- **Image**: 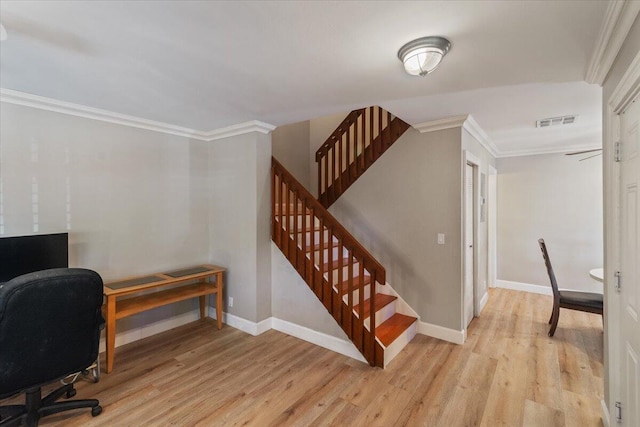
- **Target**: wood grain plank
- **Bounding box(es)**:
[7,289,604,427]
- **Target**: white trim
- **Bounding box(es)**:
[487,164,498,289]
[463,115,499,158]
[601,399,610,427]
[495,143,602,159]
[603,48,640,427]
[478,291,489,314]
[463,150,481,328]
[208,310,367,363]
[377,281,419,318]
[98,310,200,353]
[417,321,465,345]
[610,51,640,114]
[208,309,272,336]
[0,88,275,141]
[585,0,640,84]
[496,279,552,296]
[270,318,367,363]
[413,115,468,133]
[203,120,275,140]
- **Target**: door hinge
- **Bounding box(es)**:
[615,271,622,292]
[614,141,622,162]
[615,401,622,423]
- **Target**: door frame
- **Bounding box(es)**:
[487,164,498,289]
[604,50,640,424]
[463,150,481,331]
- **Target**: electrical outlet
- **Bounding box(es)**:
[437,233,445,244]
[228,297,234,307]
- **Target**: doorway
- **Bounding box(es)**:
[463,151,480,329]
[604,51,640,425]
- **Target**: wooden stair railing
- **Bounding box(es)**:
[272,157,385,367]
[316,106,411,208]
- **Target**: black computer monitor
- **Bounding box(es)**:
[0,233,69,283]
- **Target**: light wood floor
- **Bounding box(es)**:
[2,288,604,426]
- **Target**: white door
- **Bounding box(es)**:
[464,162,475,327]
[620,94,640,426]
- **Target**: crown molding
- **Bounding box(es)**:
[202,120,276,141]
[414,114,501,158]
[494,142,602,159]
[609,50,640,113]
[0,88,275,141]
[462,115,500,158]
[585,0,640,85]
[413,115,468,133]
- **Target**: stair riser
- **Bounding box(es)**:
[381,321,417,368]
[363,300,396,329]
[277,215,318,230]
[296,230,332,246]
[339,284,371,305]
[309,247,343,260]
[325,268,369,283]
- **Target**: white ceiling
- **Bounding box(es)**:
[0,1,607,156]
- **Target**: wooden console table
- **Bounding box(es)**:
[103,264,225,373]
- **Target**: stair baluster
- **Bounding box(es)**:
[315,106,410,208]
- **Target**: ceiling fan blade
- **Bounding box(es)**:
[565,148,602,156]
[578,153,602,161]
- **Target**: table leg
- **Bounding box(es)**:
[199,295,206,320]
[216,272,223,330]
[105,295,116,374]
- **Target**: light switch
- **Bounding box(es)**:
[438,233,445,244]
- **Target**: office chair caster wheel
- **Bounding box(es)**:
[92,406,102,417]
[66,388,77,398]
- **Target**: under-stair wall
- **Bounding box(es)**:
[271,157,418,367]
[327,126,467,334]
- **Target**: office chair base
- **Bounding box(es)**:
[0,383,101,427]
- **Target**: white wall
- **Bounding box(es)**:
[0,101,211,335]
[497,153,603,293]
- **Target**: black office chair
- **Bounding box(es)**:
[0,268,105,426]
[538,239,603,337]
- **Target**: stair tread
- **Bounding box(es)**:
[293,226,323,233]
[322,257,355,271]
[306,240,339,252]
[376,313,417,347]
[354,293,397,317]
[338,275,371,294]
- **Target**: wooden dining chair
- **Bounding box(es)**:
[538,238,603,337]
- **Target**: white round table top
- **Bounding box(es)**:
[589,268,604,282]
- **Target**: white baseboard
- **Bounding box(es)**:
[496,279,552,296]
[601,399,610,427]
[417,321,465,345]
[479,291,489,314]
[208,308,272,336]
[99,310,200,353]
[271,318,367,363]
[98,307,368,364]
[210,307,366,363]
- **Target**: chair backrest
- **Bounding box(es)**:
[0,268,104,397]
[538,238,560,298]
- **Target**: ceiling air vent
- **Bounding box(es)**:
[536,115,577,128]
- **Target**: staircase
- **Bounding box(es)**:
[272,158,417,368]
[316,106,410,208]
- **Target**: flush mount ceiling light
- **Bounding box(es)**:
[397,36,451,76]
